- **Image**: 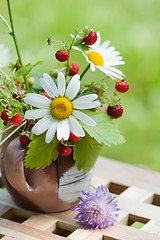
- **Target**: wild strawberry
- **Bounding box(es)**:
[83,29,97,45]
[8,113,22,126]
[55,50,69,62]
[58,144,72,156]
[41,91,52,99]
[19,134,31,146]
[69,62,80,76]
[107,105,123,119]
[55,132,64,142]
[94,87,99,93]
[1,110,9,121]
[115,80,129,93]
[69,132,81,142]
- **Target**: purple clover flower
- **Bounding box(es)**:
[71,185,120,230]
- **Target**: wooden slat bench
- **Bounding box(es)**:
[0,156,160,240]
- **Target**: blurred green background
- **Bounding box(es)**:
[1,0,160,171]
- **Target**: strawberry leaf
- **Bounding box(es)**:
[80,110,125,146]
[24,133,59,169]
[74,132,102,171]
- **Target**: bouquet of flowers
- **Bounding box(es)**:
[0,12,129,170]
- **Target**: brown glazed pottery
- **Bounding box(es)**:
[0,137,92,213]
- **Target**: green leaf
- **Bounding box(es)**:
[8,98,22,109]
[74,132,102,171]
[17,61,43,77]
[24,133,59,169]
[80,110,125,146]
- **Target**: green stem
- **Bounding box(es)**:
[65,33,78,78]
[0,124,15,135]
[6,0,29,91]
[80,64,90,80]
[7,0,22,66]
[0,121,26,146]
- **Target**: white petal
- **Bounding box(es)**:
[65,74,80,100]
[68,115,85,137]
[97,66,124,79]
[56,121,63,141]
[45,120,59,143]
[73,101,101,109]
[73,110,96,126]
[61,119,70,140]
[42,73,59,97]
[90,63,96,72]
[32,115,53,135]
[100,40,110,50]
[24,93,51,108]
[25,109,50,119]
[72,94,98,106]
[57,72,66,97]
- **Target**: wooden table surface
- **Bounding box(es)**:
[0,156,160,240]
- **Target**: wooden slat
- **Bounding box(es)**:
[94,157,160,194]
[141,220,160,235]
[117,197,160,222]
[0,217,67,240]
[68,222,160,240]
[102,222,160,240]
[120,186,154,203]
[23,215,57,233]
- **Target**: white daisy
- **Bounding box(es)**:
[73,32,125,80]
[0,44,11,69]
[24,72,100,143]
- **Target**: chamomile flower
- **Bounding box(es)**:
[73,32,125,80]
[0,44,11,69]
[24,72,100,143]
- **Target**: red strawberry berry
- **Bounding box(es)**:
[107,105,123,119]
[1,110,9,121]
[115,80,129,93]
[58,144,72,156]
[94,87,99,93]
[83,29,98,45]
[55,50,69,62]
[19,134,31,146]
[8,113,22,126]
[69,62,80,76]
[55,132,64,142]
[69,132,81,142]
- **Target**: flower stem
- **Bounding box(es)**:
[0,120,26,146]
[6,0,29,91]
[80,64,90,80]
[65,33,78,78]
[7,0,22,66]
[0,124,15,135]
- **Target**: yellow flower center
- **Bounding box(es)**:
[87,51,104,66]
[51,97,73,119]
